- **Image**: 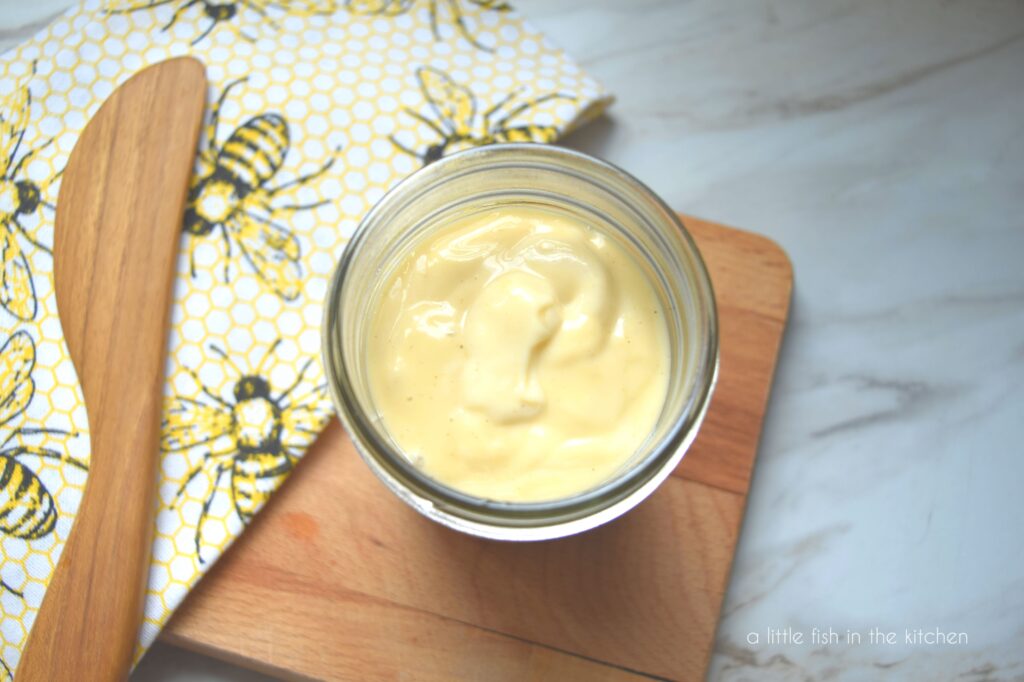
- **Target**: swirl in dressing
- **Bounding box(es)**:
[367,207,669,502]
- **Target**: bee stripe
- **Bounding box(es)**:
[493,126,557,144]
[0,457,55,539]
[0,463,19,527]
[220,114,289,193]
[232,453,292,521]
[0,457,28,524]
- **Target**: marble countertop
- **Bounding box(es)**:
[3,0,1023,680]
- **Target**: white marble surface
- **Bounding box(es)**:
[3,0,1023,680]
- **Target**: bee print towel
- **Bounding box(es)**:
[0,0,610,674]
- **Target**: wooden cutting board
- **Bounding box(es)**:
[160,214,793,681]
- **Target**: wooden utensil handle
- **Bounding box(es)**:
[17,58,207,682]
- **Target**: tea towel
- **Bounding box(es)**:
[0,0,610,675]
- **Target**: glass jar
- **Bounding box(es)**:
[322,144,718,541]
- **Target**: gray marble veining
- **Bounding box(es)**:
[2,0,1023,680]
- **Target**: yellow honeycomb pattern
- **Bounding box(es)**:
[0,0,610,675]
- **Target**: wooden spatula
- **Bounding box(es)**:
[17,58,207,681]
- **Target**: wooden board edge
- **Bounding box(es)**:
[162,601,665,682]
[694,232,792,680]
[688,218,793,318]
[160,631,320,682]
[673,215,794,496]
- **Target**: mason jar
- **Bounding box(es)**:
[322,143,718,540]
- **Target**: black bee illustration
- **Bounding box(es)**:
[0,331,87,598]
[106,1,337,45]
[390,66,574,165]
[184,78,338,301]
[164,339,327,563]
[1,64,60,322]
[347,0,510,52]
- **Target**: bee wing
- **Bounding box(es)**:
[418,67,476,138]
[1,74,30,168]
[1,227,38,322]
[0,330,35,428]
[162,396,233,452]
[0,451,56,540]
[281,399,329,443]
[345,0,413,15]
[231,213,303,301]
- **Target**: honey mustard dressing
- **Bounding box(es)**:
[366,206,670,502]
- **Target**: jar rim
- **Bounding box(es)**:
[322,143,719,540]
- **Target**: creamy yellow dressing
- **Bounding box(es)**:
[366,206,669,502]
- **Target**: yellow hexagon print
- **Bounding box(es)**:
[0,0,610,675]
[0,330,87,679]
